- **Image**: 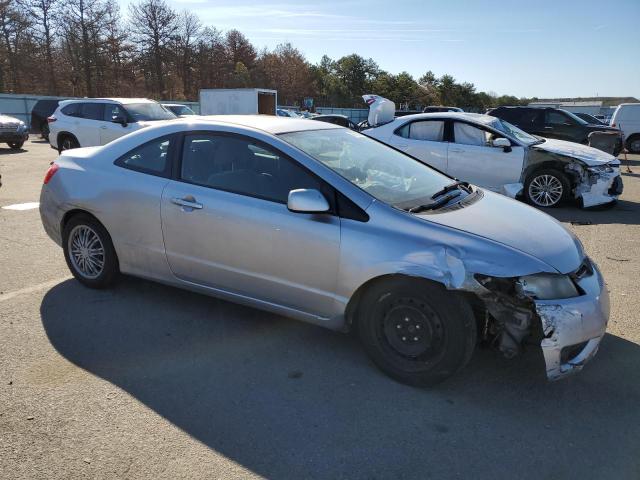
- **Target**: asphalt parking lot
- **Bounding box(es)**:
[1,139,639,480]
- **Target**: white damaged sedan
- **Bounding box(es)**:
[362,95,623,208]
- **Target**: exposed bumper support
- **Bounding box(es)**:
[535,263,609,380]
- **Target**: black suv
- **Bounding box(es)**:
[488,106,622,155]
[31,98,68,141]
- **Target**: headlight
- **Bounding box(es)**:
[17,122,27,132]
[516,274,579,300]
[587,164,615,174]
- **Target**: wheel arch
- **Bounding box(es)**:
[57,131,79,148]
[344,273,448,332]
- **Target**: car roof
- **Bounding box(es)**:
[162,103,187,107]
[59,98,157,106]
[189,115,342,134]
[393,112,497,125]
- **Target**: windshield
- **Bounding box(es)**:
[125,103,176,122]
[490,118,541,145]
[279,128,454,207]
[167,105,195,116]
[562,110,588,125]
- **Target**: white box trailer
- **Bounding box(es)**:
[199,88,277,115]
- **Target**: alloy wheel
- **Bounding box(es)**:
[528,174,563,207]
[68,225,105,279]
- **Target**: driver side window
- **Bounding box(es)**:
[180,134,324,204]
[396,120,445,142]
[104,104,127,122]
[546,111,572,126]
[453,122,492,146]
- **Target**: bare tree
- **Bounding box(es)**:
[0,0,30,92]
[174,10,200,99]
[61,0,111,96]
[129,0,178,97]
[18,0,59,94]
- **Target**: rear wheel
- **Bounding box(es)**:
[7,141,24,150]
[59,134,79,152]
[524,169,569,208]
[627,134,640,154]
[357,278,477,387]
[62,214,119,288]
[40,122,50,141]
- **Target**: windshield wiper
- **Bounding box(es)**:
[430,180,469,199]
[407,190,462,213]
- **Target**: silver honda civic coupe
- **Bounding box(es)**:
[40,115,610,386]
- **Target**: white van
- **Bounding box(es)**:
[611,103,640,153]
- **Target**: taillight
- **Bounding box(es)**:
[47,115,56,123]
[43,163,59,184]
[611,122,616,127]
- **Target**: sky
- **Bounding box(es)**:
[118,0,640,99]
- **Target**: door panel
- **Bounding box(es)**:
[392,120,448,171]
[161,182,341,316]
[447,122,524,191]
[160,132,341,317]
[101,104,137,144]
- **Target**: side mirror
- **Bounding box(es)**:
[112,115,128,127]
[287,189,330,214]
[492,137,512,152]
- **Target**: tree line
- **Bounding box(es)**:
[0,0,532,110]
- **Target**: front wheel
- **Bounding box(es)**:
[8,141,24,150]
[357,278,477,387]
[524,169,569,208]
[62,214,119,288]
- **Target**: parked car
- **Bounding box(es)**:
[31,98,69,140]
[610,103,640,153]
[40,115,609,385]
[161,103,197,117]
[362,96,622,208]
[574,112,606,125]
[48,98,177,151]
[0,113,29,150]
[312,114,358,130]
[423,106,463,113]
[488,106,623,155]
[276,109,300,118]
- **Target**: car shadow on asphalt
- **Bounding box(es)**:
[546,198,640,226]
[0,147,26,154]
[40,278,640,479]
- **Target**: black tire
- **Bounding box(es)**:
[357,277,477,387]
[524,168,570,208]
[62,214,119,289]
[627,134,640,154]
[59,134,79,152]
[41,122,50,141]
[7,141,24,150]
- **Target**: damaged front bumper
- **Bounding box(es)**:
[570,164,623,208]
[535,262,609,380]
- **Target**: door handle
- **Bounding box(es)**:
[396,143,408,148]
[100,126,107,129]
[544,126,553,130]
[171,196,203,210]
[449,148,464,153]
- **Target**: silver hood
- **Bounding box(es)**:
[532,138,618,166]
[419,190,584,274]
